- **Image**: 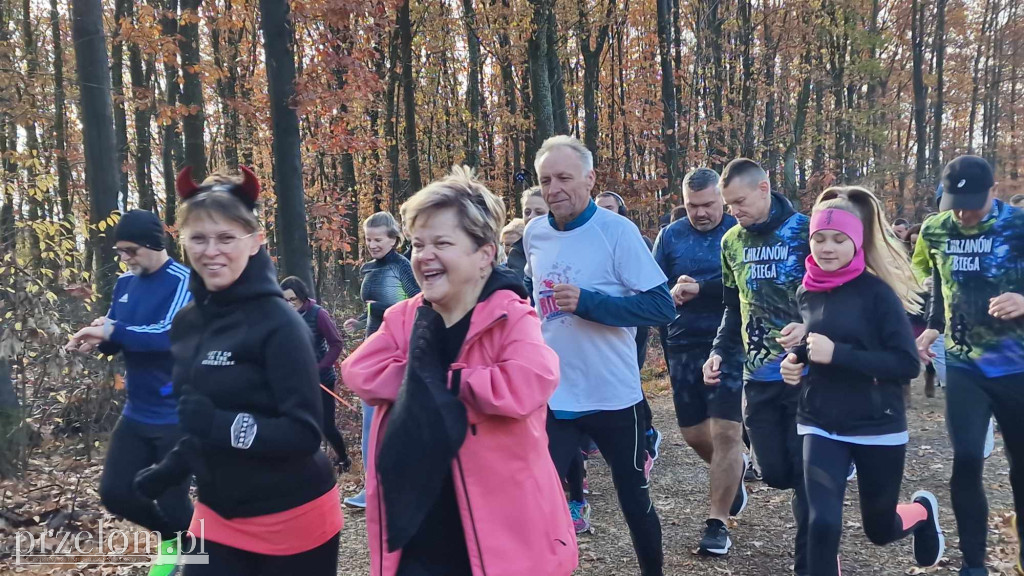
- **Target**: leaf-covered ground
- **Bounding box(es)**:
[1,376,1019,575]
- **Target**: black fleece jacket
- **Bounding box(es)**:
[160,248,334,518]
[792,273,921,436]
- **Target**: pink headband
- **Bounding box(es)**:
[810,208,864,250]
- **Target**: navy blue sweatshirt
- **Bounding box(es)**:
[98,259,193,425]
[653,214,737,349]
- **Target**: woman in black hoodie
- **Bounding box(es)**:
[133,167,341,575]
[779,187,942,576]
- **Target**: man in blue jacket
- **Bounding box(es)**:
[653,168,747,556]
[67,210,193,576]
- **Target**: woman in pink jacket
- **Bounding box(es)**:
[341,166,577,576]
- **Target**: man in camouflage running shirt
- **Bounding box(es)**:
[913,155,1024,576]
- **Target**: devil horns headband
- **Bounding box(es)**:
[176,165,260,210]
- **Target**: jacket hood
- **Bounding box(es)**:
[747,191,798,235]
[480,265,529,302]
[189,247,283,308]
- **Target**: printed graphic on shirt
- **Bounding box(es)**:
[721,212,810,381]
[537,262,580,323]
[913,201,1024,377]
[202,351,236,367]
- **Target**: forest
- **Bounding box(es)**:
[0,0,1021,478]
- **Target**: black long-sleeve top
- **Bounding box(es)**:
[791,272,921,436]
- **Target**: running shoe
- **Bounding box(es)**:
[647,427,663,461]
[744,459,762,482]
[343,489,367,509]
[569,499,591,534]
[334,455,353,474]
[984,418,995,459]
[730,453,749,517]
[847,462,857,481]
[147,538,180,576]
[698,518,732,556]
[582,477,590,495]
[911,490,945,567]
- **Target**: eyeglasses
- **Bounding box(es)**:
[185,232,255,250]
[115,246,141,258]
[285,296,300,304]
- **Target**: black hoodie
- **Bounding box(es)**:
[164,248,335,518]
[792,273,921,436]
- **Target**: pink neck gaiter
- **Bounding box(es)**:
[803,208,866,292]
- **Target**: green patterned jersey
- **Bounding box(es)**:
[721,212,810,381]
[912,200,1024,377]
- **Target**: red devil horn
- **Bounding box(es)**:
[238,166,260,205]
[176,166,201,200]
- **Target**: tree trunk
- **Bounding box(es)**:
[129,10,155,211]
[72,0,121,303]
[929,0,946,180]
[160,0,184,247]
[784,47,812,200]
[260,0,313,288]
[497,0,522,191]
[656,0,677,194]
[112,0,131,209]
[463,0,481,167]
[967,0,992,155]
[383,33,401,208]
[911,0,928,185]
[180,0,207,180]
[0,3,13,252]
[50,0,72,224]
[578,0,612,164]
[546,7,569,135]
[738,0,756,158]
[213,0,241,170]
[762,6,780,188]
[20,0,45,259]
[528,0,554,148]
[397,0,422,195]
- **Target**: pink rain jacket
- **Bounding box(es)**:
[341,289,578,576]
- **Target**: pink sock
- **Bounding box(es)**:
[897,502,928,531]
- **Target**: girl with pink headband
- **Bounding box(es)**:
[779,186,944,575]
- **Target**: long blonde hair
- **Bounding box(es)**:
[813,186,922,314]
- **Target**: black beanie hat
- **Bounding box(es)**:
[114,210,166,251]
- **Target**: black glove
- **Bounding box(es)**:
[178,386,215,438]
[409,305,446,366]
[133,442,192,500]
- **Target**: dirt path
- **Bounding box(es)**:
[335,378,1021,575]
[1,377,1019,575]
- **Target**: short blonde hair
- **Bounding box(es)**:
[501,218,525,243]
[401,165,506,255]
[534,135,593,176]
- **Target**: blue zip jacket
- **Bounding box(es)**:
[98,259,192,424]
